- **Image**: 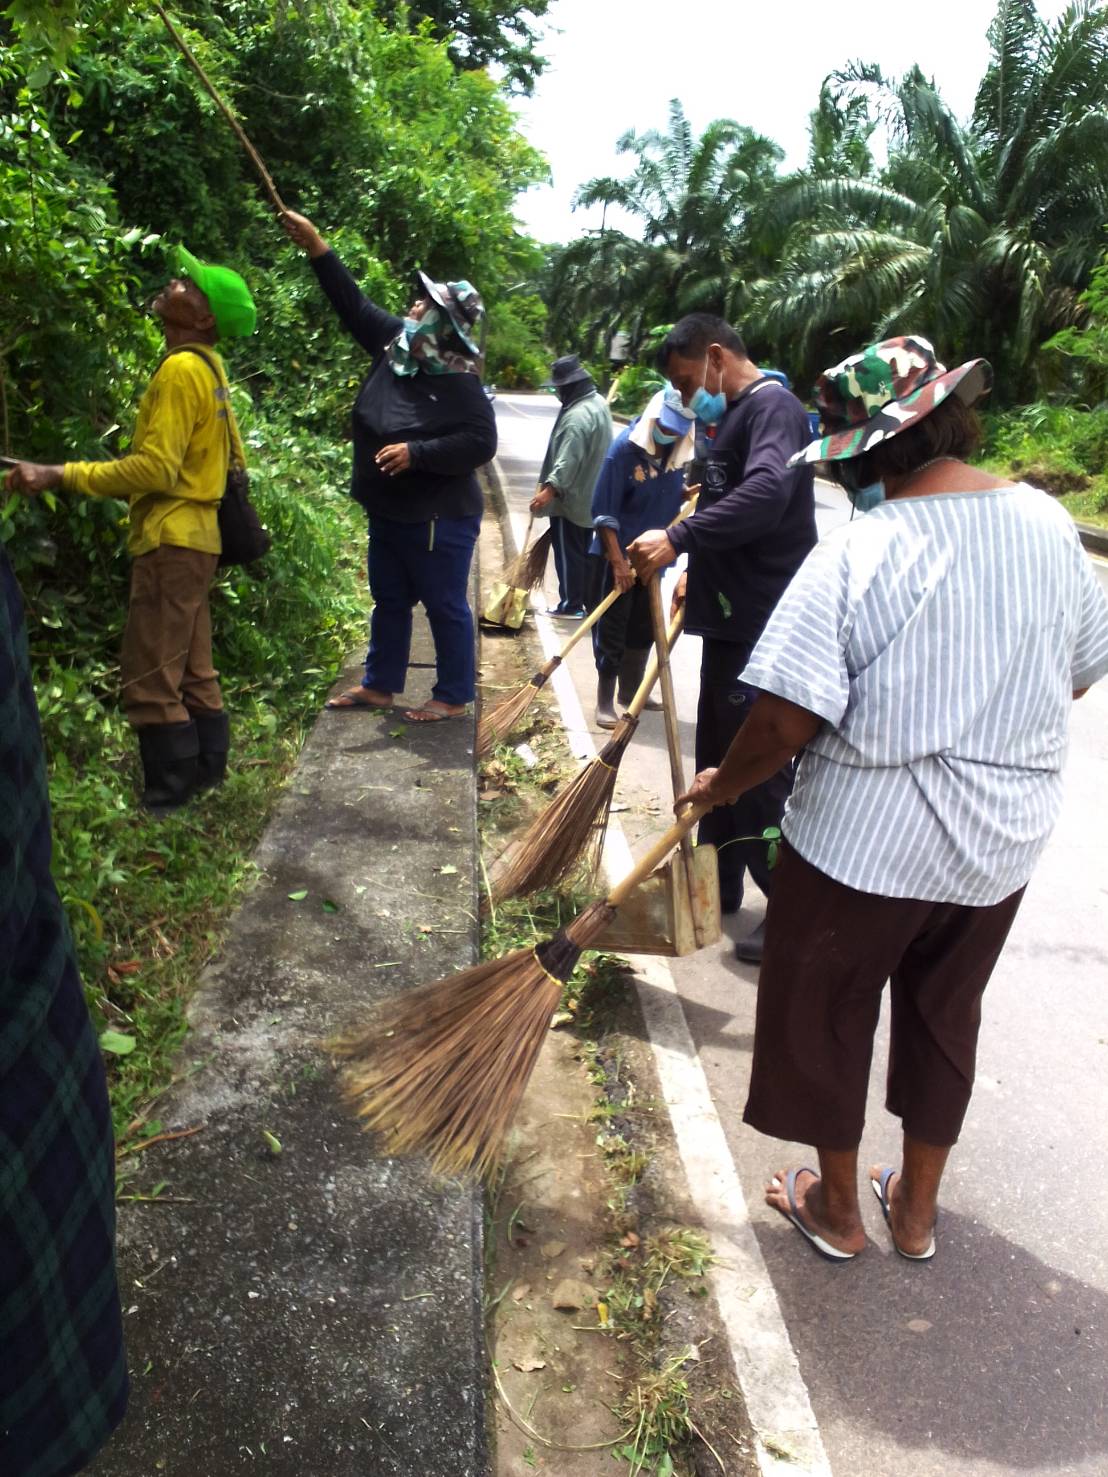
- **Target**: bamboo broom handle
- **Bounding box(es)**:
[623,606,684,720]
[536,584,623,676]
[648,575,706,949]
[605,803,709,909]
[520,512,534,553]
[535,489,695,678]
[152,2,289,214]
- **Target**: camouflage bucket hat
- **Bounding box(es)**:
[417,269,484,356]
[788,335,992,467]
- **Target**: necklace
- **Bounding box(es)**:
[905,455,958,483]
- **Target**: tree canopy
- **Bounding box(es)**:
[544,0,1108,404]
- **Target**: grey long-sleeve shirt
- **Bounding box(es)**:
[538,391,613,528]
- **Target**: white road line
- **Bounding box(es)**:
[495,474,831,1477]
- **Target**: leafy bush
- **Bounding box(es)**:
[609,363,664,417]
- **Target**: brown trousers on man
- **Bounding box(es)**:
[120,545,222,727]
[743,844,1025,1151]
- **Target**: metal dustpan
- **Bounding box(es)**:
[595,842,720,957]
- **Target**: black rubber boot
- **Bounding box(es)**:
[137,721,199,814]
[734,919,766,964]
[595,672,619,730]
[191,709,230,789]
[618,648,661,710]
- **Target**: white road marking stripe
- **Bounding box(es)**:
[496,477,832,1477]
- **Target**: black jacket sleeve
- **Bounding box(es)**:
[311,250,403,356]
[669,392,803,554]
[407,380,498,475]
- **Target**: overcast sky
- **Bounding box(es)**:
[511,0,1071,243]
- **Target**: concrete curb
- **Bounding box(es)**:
[1077,520,1108,557]
[94,623,489,1475]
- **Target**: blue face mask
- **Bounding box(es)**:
[653,427,678,446]
[689,354,726,425]
[839,460,885,513]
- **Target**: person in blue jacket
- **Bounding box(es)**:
[588,388,694,727]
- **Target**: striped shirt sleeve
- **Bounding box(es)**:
[1072,552,1108,690]
[739,532,852,725]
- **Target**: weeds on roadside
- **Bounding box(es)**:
[22,424,366,1139]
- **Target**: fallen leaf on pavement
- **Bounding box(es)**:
[541,1240,566,1260]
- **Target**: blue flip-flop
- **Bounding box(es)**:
[773,1167,857,1263]
[870,1168,936,1261]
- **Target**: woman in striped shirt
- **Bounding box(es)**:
[679,335,1108,1263]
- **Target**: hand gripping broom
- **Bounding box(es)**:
[333,801,708,1178]
[483,592,684,907]
[477,491,699,758]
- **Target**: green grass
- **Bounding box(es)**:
[21,421,367,1140]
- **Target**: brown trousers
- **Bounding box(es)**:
[120,545,222,727]
[743,845,1025,1150]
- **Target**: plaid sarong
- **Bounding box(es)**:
[1,548,128,1474]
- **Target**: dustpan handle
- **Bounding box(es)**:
[605,802,709,909]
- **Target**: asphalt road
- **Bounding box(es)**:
[491,391,1108,1477]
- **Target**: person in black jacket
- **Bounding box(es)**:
[628,314,816,962]
[283,211,497,721]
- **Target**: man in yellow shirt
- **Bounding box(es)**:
[5,247,256,812]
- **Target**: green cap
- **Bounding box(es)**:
[173,245,257,339]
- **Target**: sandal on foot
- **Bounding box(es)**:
[773,1168,857,1263]
[870,1168,936,1261]
[325,688,393,711]
[400,702,467,723]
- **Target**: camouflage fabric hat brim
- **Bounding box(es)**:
[788,358,992,467]
[417,269,483,355]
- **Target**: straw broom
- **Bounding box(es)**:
[476,582,623,758]
[477,490,699,758]
[499,513,553,594]
[483,597,685,907]
[334,802,708,1177]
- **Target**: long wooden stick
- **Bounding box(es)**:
[648,577,705,949]
[152,2,288,214]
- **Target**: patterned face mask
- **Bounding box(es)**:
[387,305,478,377]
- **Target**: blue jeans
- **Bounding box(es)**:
[363,514,480,706]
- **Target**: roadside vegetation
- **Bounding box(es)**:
[1,0,549,1128]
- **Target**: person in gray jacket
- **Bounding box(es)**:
[530,355,613,616]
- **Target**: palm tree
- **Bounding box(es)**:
[545,100,781,359]
[748,0,1108,398]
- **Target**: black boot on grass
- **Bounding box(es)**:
[191,708,230,789]
[137,721,199,814]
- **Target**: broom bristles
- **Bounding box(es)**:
[501,528,553,593]
[476,671,547,760]
[515,527,553,592]
[335,902,615,1177]
[485,718,637,905]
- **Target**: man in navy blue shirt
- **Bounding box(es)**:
[629,314,816,962]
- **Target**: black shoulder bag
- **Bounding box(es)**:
[169,347,272,568]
